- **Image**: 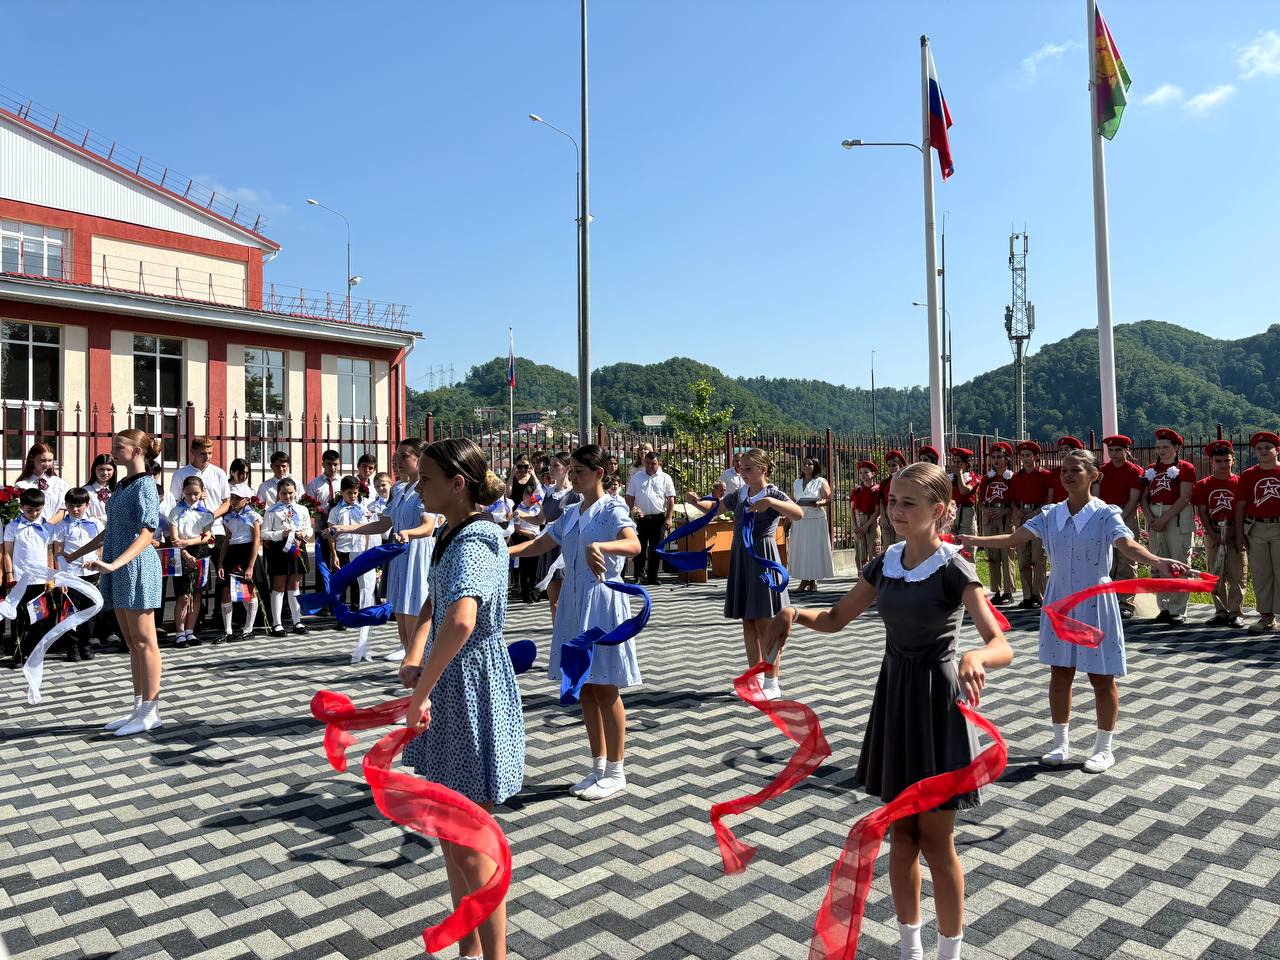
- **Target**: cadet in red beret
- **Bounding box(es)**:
[1095,434,1144,619]
[917,445,940,465]
[1192,440,1244,628]
[1238,431,1280,633]
[1143,427,1198,626]
[1009,441,1052,607]
[948,447,980,537]
[850,460,881,568]
[1048,436,1086,503]
[978,442,1017,604]
[878,452,908,549]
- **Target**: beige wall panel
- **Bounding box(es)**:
[109,329,133,433]
[185,338,208,428]
[287,350,306,477]
[60,324,88,479]
[90,236,247,306]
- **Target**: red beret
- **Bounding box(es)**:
[1205,440,1234,457]
[1155,428,1185,446]
[1251,431,1280,448]
[1056,436,1085,450]
[917,445,939,459]
[886,449,907,465]
[949,446,974,459]
[990,441,1014,456]
[857,459,878,471]
[1017,440,1042,455]
[1102,434,1132,448]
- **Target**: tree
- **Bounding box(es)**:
[663,378,733,494]
[665,378,733,437]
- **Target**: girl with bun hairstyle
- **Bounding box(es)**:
[400,438,524,960]
[765,462,1013,960]
[68,429,166,736]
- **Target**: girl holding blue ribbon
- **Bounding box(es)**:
[687,447,803,701]
[508,445,642,801]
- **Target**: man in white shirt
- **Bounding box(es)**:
[256,451,298,507]
[718,453,745,501]
[625,451,677,585]
[171,437,230,633]
[306,449,343,510]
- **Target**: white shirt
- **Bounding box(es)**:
[83,480,113,521]
[362,493,389,546]
[171,463,231,535]
[4,517,54,580]
[626,468,677,516]
[327,500,369,554]
[167,501,216,542]
[306,473,342,508]
[223,506,260,546]
[16,475,69,522]
[53,515,102,576]
[718,468,745,499]
[262,501,314,545]
[256,474,299,507]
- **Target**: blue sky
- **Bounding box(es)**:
[8,2,1279,396]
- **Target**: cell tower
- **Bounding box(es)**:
[1003,231,1035,440]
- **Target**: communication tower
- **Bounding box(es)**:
[1003,232,1035,440]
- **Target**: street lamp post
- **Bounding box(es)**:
[870,349,878,440]
[913,301,953,446]
[305,198,359,323]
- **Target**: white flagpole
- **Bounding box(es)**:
[1089,0,1119,435]
[508,327,515,463]
[920,36,945,450]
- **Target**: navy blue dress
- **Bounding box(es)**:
[101,473,162,611]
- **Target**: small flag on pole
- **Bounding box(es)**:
[507,328,517,389]
[25,592,53,624]
[284,531,302,557]
[159,547,184,577]
[199,558,211,587]
[61,594,75,621]
[1093,4,1131,140]
[229,574,254,603]
[926,48,955,180]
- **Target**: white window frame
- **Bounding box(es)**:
[244,347,287,471]
[1,321,62,466]
[132,335,184,468]
[336,357,373,470]
[1,220,68,280]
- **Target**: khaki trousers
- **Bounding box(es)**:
[879,512,900,549]
[855,512,880,569]
[1148,503,1195,616]
[1206,521,1246,618]
[1015,507,1047,601]
[981,508,1016,595]
[1108,510,1139,613]
[955,503,978,537]
[1246,519,1280,617]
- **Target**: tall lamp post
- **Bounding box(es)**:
[305,198,361,322]
[913,301,953,445]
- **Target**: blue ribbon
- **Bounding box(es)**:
[507,639,537,675]
[654,497,721,572]
[300,541,407,626]
[558,580,650,706]
[743,511,789,593]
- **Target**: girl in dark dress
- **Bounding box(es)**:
[764,462,1012,960]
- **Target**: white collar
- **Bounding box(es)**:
[882,541,961,582]
[1053,497,1103,532]
[744,486,770,504]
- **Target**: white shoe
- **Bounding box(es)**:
[760,679,783,701]
[1083,749,1115,774]
[569,772,600,796]
[114,700,163,737]
[1041,744,1070,765]
[104,698,142,731]
[384,647,406,662]
[579,774,626,801]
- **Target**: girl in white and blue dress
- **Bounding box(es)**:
[964,448,1189,775]
[509,445,642,802]
[401,438,524,960]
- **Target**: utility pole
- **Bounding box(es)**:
[1004,231,1035,440]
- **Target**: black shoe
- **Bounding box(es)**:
[240,628,256,642]
[1206,613,1228,626]
[1166,615,1186,627]
[1120,608,1135,621]
[6,651,22,669]
[212,633,227,646]
[66,643,82,663]
[1030,598,1043,608]
[78,642,95,661]
[1153,610,1173,624]
[334,622,348,631]
[1017,599,1034,609]
[293,623,309,635]
[1227,615,1246,628]
[270,625,287,638]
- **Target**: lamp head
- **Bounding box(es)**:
[306,198,319,205]
[529,114,543,123]
[349,276,363,288]
[840,139,863,149]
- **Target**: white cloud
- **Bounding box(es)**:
[1183,84,1237,113]
[1140,83,1184,106]
[192,175,288,217]
[1238,29,1280,78]
[1022,41,1076,81]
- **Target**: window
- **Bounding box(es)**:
[1,221,67,280]
[1,321,61,462]
[245,348,286,467]
[132,335,183,464]
[336,357,372,468]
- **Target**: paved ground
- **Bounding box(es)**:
[2,579,1280,960]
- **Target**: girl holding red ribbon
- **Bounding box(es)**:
[963,449,1189,775]
[766,462,1012,960]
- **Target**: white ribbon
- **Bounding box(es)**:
[350,574,379,663]
[0,567,104,705]
[536,554,565,592]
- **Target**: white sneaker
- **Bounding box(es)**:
[579,774,626,801]
[760,679,784,701]
[115,700,163,737]
[1083,749,1115,774]
[1041,744,1070,765]
[569,772,600,796]
[104,698,142,731]
[384,647,406,662]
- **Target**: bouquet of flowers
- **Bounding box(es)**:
[0,485,24,525]
[298,493,328,525]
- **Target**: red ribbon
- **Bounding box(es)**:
[710,661,833,874]
[310,691,512,955]
[1044,571,1217,647]
[939,536,1011,632]
[808,701,1007,960]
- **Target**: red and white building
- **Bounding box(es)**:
[0,93,419,484]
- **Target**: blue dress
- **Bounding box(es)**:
[101,473,162,611]
[385,481,433,616]
[1024,499,1132,677]
[723,484,792,620]
[402,517,526,804]
[546,497,642,689]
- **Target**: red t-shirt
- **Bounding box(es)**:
[1009,467,1052,506]
[950,471,979,506]
[1097,459,1144,507]
[1145,459,1197,506]
[1191,474,1239,523]
[851,483,879,514]
[979,471,1014,507]
[878,473,896,507]
[1239,465,1280,519]
[1047,467,1068,503]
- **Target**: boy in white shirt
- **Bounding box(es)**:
[167,476,216,647]
[216,483,261,643]
[3,487,56,667]
[324,476,368,628]
[366,472,393,603]
[256,451,298,507]
[50,487,102,662]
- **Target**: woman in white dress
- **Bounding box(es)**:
[788,456,835,592]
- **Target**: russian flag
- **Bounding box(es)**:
[159,547,185,577]
[926,48,954,180]
[284,531,302,557]
[507,328,516,389]
[229,574,254,603]
[26,592,53,624]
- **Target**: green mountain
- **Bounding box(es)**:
[407,321,1280,438]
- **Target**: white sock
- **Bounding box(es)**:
[603,759,624,781]
[244,598,259,632]
[271,591,284,628]
[287,590,302,624]
[898,920,923,960]
[592,756,606,776]
[937,932,963,960]
[221,602,233,635]
[1093,728,1114,755]
[1051,722,1069,751]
